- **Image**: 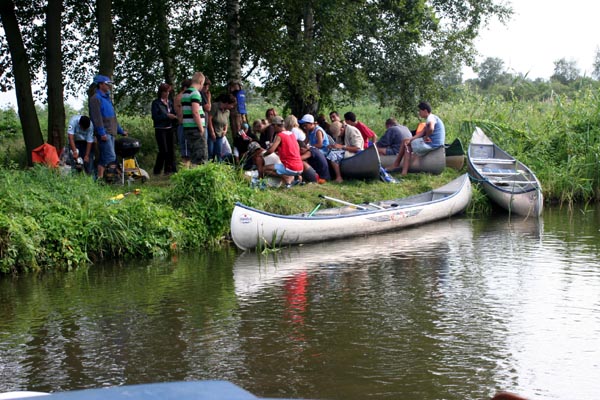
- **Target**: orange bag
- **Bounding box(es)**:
[31,143,60,167]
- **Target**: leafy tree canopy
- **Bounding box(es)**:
[1,0,512,116]
[551,57,580,85]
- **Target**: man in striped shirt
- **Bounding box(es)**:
[181,71,207,165]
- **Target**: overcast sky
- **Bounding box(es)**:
[465,0,599,79]
[1,0,599,109]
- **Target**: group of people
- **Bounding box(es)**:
[157,72,246,174]
[238,101,445,187]
[65,74,128,180]
[65,71,248,180]
[66,71,445,185]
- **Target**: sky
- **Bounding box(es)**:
[464,0,599,79]
[1,0,599,109]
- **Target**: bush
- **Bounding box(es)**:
[166,163,254,247]
[0,166,183,273]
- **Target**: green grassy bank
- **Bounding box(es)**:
[1,89,599,274]
[0,163,471,275]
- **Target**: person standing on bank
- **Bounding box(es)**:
[181,71,207,165]
[207,93,237,161]
[89,74,127,180]
[67,114,95,175]
[151,83,178,175]
[174,78,192,165]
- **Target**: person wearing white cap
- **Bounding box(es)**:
[299,114,330,155]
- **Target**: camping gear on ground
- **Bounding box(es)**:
[31,143,60,167]
[115,137,149,185]
[467,126,543,217]
[230,174,472,250]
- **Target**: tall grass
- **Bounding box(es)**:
[6,88,599,205]
[0,163,252,274]
[442,89,600,205]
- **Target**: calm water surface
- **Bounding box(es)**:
[1,206,600,400]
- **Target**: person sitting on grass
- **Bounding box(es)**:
[344,111,376,149]
[299,141,331,183]
[246,141,282,182]
[300,114,330,155]
[261,116,304,188]
[326,121,364,183]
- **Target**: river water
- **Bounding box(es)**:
[1,205,600,400]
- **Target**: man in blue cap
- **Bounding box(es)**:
[89,74,127,180]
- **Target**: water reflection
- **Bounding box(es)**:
[233,218,473,299]
[1,209,600,400]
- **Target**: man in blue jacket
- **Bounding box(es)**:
[89,74,127,180]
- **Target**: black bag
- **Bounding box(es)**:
[103,161,121,183]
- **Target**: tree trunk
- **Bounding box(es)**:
[0,0,44,166]
[226,0,241,82]
[152,0,174,86]
[226,0,242,133]
[286,5,319,117]
[97,0,114,77]
[87,0,114,99]
[46,0,65,150]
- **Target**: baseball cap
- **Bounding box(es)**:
[271,116,284,125]
[93,75,113,85]
[247,141,262,155]
[298,114,315,124]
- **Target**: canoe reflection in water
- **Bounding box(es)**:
[233,217,474,299]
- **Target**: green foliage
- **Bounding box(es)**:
[167,163,253,246]
[594,47,600,80]
[449,89,600,205]
[0,166,184,274]
[0,107,20,138]
[551,58,581,85]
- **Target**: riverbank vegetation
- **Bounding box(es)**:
[1,86,599,274]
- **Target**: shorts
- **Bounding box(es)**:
[411,138,436,157]
[384,147,397,156]
[326,149,345,163]
[274,163,302,176]
[98,134,116,165]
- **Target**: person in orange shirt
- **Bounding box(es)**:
[343,111,376,149]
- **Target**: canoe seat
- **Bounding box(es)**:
[470,144,494,159]
[491,179,539,186]
[471,158,515,165]
[481,167,519,176]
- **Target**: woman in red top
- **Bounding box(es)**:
[262,116,303,186]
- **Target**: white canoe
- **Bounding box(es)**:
[467,127,543,217]
[230,174,472,250]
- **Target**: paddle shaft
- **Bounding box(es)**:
[308,203,322,217]
[318,194,367,210]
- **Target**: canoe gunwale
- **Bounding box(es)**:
[230,174,472,250]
